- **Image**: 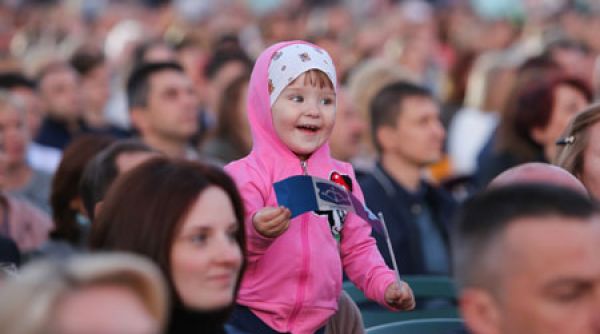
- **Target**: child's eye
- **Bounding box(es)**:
[290,95,304,103]
[320,97,334,105]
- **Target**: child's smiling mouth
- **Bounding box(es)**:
[297,124,320,133]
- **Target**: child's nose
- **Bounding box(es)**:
[304,103,321,117]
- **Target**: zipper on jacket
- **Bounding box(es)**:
[287,159,309,331]
[300,160,308,175]
[287,214,311,331]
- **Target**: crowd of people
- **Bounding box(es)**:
[1,0,600,333]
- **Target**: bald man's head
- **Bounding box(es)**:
[489,163,588,195]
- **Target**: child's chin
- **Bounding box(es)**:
[293,152,311,160]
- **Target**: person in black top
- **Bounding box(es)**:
[358,81,455,276]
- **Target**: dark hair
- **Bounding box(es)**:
[452,183,600,291]
[545,38,589,58]
[126,62,185,110]
[496,69,592,161]
[213,74,251,154]
[70,49,105,76]
[446,52,476,106]
[79,139,155,221]
[369,81,433,152]
[89,158,246,311]
[132,39,174,65]
[50,135,116,244]
[0,72,36,90]
[203,36,252,80]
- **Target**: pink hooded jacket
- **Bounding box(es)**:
[225,41,396,334]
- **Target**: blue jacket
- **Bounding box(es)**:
[358,163,456,275]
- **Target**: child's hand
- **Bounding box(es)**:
[253,206,291,238]
[384,281,416,311]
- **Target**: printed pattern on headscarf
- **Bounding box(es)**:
[267,43,337,106]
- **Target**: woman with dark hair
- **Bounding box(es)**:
[201,74,251,163]
[89,158,246,334]
[475,67,592,187]
[42,134,115,257]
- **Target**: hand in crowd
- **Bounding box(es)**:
[253,206,291,238]
[384,280,416,311]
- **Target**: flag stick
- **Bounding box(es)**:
[378,212,402,286]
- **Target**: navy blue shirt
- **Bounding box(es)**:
[35,117,83,151]
[35,117,130,150]
[358,162,456,275]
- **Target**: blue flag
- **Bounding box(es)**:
[273,175,383,234]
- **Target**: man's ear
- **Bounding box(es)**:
[459,288,502,334]
[130,107,147,133]
[376,126,395,152]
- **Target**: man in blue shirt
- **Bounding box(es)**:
[358,81,455,275]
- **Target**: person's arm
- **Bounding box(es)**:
[340,170,414,310]
[325,290,365,334]
[225,163,278,261]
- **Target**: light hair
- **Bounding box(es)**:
[346,58,418,153]
[463,53,516,112]
[295,69,334,89]
[555,102,600,177]
[0,253,168,334]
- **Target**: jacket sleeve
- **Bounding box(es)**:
[339,168,398,309]
[224,162,276,262]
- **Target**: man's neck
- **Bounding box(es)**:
[380,153,422,193]
[46,113,80,130]
[3,163,31,190]
[143,135,188,159]
[83,109,107,129]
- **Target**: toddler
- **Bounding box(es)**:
[225,41,414,334]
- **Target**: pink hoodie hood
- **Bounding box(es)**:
[225,41,395,334]
[247,40,334,164]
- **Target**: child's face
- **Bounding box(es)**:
[271,72,336,160]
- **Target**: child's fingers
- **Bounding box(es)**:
[396,282,416,310]
[385,282,416,310]
[258,206,287,221]
[265,209,291,229]
[255,207,291,237]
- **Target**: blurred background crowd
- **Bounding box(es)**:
[1,0,600,333]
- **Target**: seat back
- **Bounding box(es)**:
[343,275,460,327]
[366,318,465,334]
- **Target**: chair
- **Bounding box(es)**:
[343,275,460,328]
[403,275,457,299]
[366,318,465,334]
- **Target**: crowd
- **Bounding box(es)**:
[0,0,600,333]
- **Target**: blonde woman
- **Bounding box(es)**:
[555,103,600,199]
[0,253,168,334]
